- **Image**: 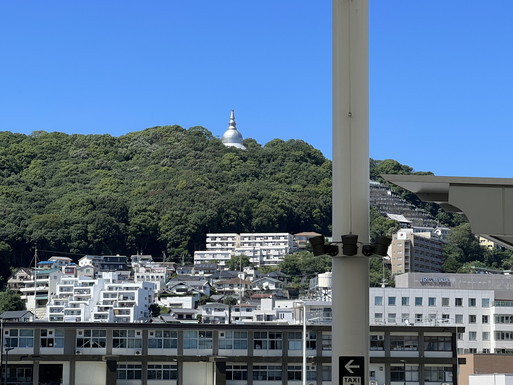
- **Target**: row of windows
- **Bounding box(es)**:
[370,335,452,351]
[4,328,452,353]
[374,296,490,307]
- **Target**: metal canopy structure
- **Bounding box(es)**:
[382,174,513,250]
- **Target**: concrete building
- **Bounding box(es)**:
[46,274,156,323]
[0,320,459,385]
[390,228,444,274]
[195,232,298,267]
[370,272,513,355]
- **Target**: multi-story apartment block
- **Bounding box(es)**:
[46,274,155,323]
[195,232,298,267]
[389,228,444,274]
[0,320,459,385]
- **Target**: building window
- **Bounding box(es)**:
[401,313,410,324]
[306,331,317,350]
[253,332,282,350]
[253,365,282,381]
[455,298,463,307]
[219,331,248,350]
[183,330,213,349]
[482,315,489,324]
[117,364,142,380]
[469,315,477,324]
[40,329,64,348]
[469,332,477,341]
[322,365,332,381]
[391,364,419,382]
[442,314,450,323]
[482,332,490,341]
[457,333,464,340]
[442,297,450,306]
[415,297,423,306]
[390,335,419,351]
[374,313,383,323]
[401,297,409,306]
[322,333,331,351]
[370,335,384,351]
[76,329,107,349]
[226,365,248,380]
[374,296,383,306]
[468,298,476,307]
[415,314,423,323]
[5,367,32,384]
[455,314,463,324]
[428,297,436,306]
[287,365,302,381]
[424,336,452,351]
[148,330,178,349]
[495,331,513,341]
[388,313,397,324]
[147,364,178,380]
[113,330,142,349]
[482,298,490,307]
[388,297,396,306]
[288,332,302,350]
[495,315,513,324]
[4,329,34,348]
[424,366,453,382]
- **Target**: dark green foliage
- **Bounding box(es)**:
[0,290,26,312]
[0,127,332,271]
[226,255,252,271]
[279,251,331,286]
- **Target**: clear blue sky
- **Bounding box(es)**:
[1,1,512,177]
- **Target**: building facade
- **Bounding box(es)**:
[0,321,459,385]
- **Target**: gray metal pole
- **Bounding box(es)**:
[332,0,369,384]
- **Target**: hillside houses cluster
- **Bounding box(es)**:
[7,248,298,324]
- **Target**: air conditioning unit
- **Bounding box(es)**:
[75,350,82,355]
[135,351,141,355]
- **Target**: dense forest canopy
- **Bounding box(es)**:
[0,126,332,275]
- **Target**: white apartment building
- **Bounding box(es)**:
[389,228,444,274]
[131,255,171,293]
[46,274,156,323]
[195,232,297,267]
[370,272,513,354]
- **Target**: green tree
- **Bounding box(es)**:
[226,255,252,271]
[0,290,26,313]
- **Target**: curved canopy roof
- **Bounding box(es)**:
[382,174,513,250]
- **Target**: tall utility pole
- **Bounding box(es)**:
[332,0,369,384]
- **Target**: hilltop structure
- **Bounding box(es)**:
[221,110,246,149]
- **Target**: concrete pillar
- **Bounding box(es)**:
[332,0,370,383]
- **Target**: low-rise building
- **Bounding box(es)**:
[0,320,460,385]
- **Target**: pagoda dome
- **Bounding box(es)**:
[221,110,246,150]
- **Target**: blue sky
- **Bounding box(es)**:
[1,1,512,177]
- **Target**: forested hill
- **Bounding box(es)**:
[0,126,333,272]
